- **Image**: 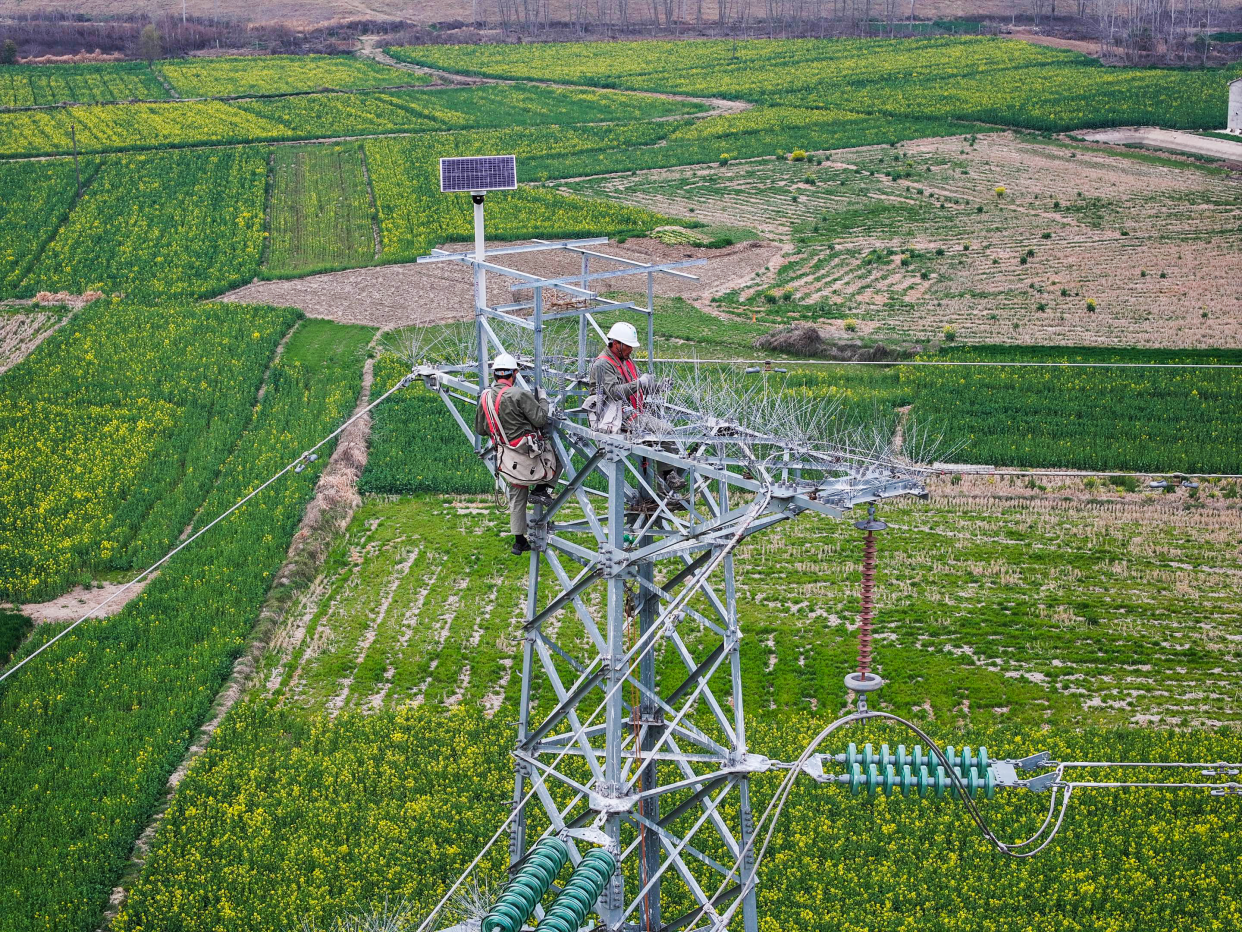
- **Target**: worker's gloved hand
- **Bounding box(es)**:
[636,373,655,392]
[535,387,548,401]
[548,406,566,422]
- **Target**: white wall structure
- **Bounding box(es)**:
[1230,79,1242,134]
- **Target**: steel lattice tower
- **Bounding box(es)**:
[412,219,928,932]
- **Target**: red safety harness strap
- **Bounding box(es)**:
[482,385,533,447]
[600,351,643,412]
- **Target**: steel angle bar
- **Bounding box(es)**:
[622,643,735,792]
[421,238,608,262]
[527,564,599,630]
[663,736,741,860]
[421,371,481,396]
[533,242,704,282]
[626,808,733,880]
[629,796,725,925]
[531,638,608,785]
[630,574,727,641]
[532,628,587,676]
[435,389,477,447]
[521,671,608,750]
[540,548,608,655]
[634,772,730,809]
[583,312,611,345]
[550,436,607,542]
[624,501,760,563]
[541,301,644,321]
[510,259,704,292]
[479,306,534,330]
[618,671,731,760]
[539,722,608,747]
[491,300,535,313]
[478,317,511,359]
[636,512,795,566]
[663,630,736,746]
[665,641,727,709]
[660,886,740,932]
[624,459,692,534]
[547,520,599,534]
[543,447,605,522]
[537,745,724,765]
[516,750,596,799]
[547,534,606,566]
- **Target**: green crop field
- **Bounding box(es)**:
[0,314,372,932]
[0,61,168,108]
[154,54,425,98]
[397,37,1241,132]
[265,144,378,277]
[0,298,298,602]
[0,82,705,158]
[0,37,1239,932]
[0,159,90,293]
[110,491,1242,931]
[20,148,268,299]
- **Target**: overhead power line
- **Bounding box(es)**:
[652,356,1242,369]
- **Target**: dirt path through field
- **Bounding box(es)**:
[1078,127,1242,164]
[356,35,753,120]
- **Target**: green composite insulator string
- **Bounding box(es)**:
[480,837,569,932]
[538,848,618,932]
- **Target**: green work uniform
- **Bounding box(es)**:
[475,380,554,535]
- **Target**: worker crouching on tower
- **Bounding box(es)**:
[588,321,687,499]
[475,353,560,556]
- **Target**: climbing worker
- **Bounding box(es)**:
[474,353,560,556]
[588,321,686,496]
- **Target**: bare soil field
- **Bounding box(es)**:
[0,306,65,372]
[567,133,1242,348]
[219,236,778,327]
[16,576,155,623]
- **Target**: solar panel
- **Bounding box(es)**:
[440,155,518,193]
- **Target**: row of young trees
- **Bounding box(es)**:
[1095,0,1224,63]
[482,0,1234,60]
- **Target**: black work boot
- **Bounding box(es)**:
[529,485,555,506]
[512,534,531,555]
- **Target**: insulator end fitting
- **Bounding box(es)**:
[844,671,885,693]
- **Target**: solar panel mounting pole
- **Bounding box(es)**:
[473,191,488,431]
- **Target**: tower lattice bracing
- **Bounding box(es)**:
[412,233,928,932]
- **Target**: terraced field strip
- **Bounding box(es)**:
[265,144,378,278]
[0,61,169,108]
[262,478,1242,729]
[567,132,1242,347]
[153,55,430,99]
[269,496,528,713]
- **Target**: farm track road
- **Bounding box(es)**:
[1079,127,1242,164]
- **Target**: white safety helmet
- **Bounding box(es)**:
[491,352,519,373]
[606,321,640,348]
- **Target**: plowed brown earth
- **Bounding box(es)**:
[218,236,777,328]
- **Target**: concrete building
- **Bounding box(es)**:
[1230,78,1242,135]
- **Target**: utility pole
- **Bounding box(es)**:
[70,123,80,198]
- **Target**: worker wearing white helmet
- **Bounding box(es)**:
[589,321,686,496]
[474,353,560,555]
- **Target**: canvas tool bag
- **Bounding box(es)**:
[481,387,558,486]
